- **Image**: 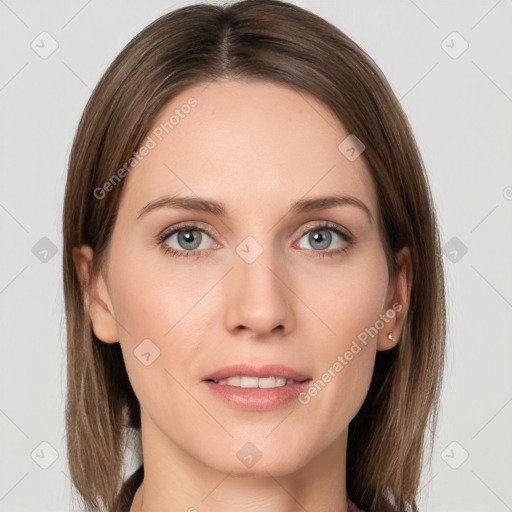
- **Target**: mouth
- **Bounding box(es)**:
[202,364,312,411]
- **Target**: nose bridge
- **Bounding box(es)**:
[223,234,294,336]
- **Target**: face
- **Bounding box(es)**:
[83,80,407,477]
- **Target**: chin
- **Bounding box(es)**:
[210,453,309,478]
[197,434,315,477]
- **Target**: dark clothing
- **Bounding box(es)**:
[112,465,144,512]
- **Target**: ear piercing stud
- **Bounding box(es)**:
[387,332,395,342]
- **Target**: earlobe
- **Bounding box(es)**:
[377,246,413,351]
[72,245,119,344]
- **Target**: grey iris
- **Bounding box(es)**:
[309,229,331,250]
[178,230,202,250]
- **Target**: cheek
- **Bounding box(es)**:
[107,243,219,343]
[295,241,389,345]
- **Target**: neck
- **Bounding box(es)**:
[131,411,352,512]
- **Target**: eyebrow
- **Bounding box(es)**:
[137,194,373,224]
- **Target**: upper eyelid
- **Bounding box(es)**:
[298,221,350,235]
[159,221,215,238]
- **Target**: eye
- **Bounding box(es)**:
[158,224,216,258]
[295,223,352,255]
[156,221,353,259]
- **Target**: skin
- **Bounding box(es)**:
[73,80,412,512]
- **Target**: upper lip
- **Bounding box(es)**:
[203,364,311,382]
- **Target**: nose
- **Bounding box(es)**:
[223,243,295,338]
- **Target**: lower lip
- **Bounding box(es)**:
[203,380,312,411]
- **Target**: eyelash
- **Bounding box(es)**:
[156,221,354,260]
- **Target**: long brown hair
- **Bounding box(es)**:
[62,1,446,511]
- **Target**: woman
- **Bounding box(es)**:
[62,1,446,511]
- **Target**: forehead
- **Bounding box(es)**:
[117,79,378,223]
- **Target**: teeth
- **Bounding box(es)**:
[213,376,296,388]
[240,376,259,388]
[259,376,277,388]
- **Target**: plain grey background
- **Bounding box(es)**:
[1,0,511,510]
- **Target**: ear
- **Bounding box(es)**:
[377,246,413,351]
[72,245,119,344]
